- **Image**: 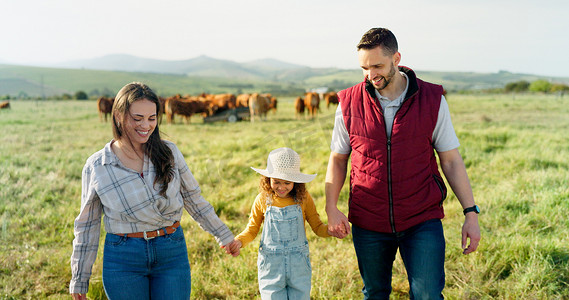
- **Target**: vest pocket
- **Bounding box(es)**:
[432,174,447,206]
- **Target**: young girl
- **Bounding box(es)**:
[229,147,332,299]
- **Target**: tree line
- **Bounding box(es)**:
[0,88,114,101]
[2,79,568,101]
[503,80,569,94]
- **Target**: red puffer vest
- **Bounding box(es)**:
[339,66,447,233]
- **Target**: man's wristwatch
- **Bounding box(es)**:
[463,205,480,215]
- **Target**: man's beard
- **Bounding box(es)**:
[373,63,396,91]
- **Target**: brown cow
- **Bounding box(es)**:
[97,97,114,122]
[204,93,236,112]
[236,94,250,108]
[248,93,270,122]
[164,97,204,124]
[195,96,218,117]
[158,97,167,115]
[294,97,305,119]
[0,100,10,110]
[189,96,213,117]
[268,97,278,114]
[304,92,320,119]
[324,92,339,109]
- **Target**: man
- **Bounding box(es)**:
[325,28,481,299]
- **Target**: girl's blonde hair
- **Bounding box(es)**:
[260,176,307,204]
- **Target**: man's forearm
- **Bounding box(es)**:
[439,149,475,208]
[325,152,349,213]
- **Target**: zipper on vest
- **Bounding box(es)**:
[387,139,396,233]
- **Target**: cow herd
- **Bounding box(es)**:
[96,91,339,124]
[163,93,277,124]
[294,91,339,119]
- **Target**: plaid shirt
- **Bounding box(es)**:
[69,140,234,294]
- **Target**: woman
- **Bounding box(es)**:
[70,82,239,300]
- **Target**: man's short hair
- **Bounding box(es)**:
[357,28,398,56]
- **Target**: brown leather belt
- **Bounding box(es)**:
[115,221,180,240]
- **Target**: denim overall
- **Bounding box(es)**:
[258,197,312,300]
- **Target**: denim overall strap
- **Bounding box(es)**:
[260,197,307,251]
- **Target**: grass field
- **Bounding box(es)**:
[0,94,568,299]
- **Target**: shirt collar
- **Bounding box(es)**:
[101,140,151,171]
[374,72,410,106]
[101,140,119,166]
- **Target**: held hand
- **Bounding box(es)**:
[327,228,343,239]
[326,207,351,239]
[462,213,481,255]
[229,240,242,257]
[221,239,241,257]
[71,293,87,300]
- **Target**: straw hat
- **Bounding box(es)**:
[251,148,316,183]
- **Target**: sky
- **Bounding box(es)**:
[1,0,568,77]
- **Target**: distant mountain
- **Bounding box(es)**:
[55,54,304,79]
[180,55,264,78]
[57,54,164,72]
[242,58,305,71]
[50,54,569,90]
[2,56,569,98]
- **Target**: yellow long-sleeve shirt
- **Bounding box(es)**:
[236,192,330,248]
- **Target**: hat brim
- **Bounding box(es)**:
[251,167,316,183]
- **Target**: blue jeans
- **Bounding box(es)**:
[352,219,445,300]
[102,226,191,300]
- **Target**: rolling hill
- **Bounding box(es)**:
[1,55,568,98]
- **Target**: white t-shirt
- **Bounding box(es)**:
[330,73,460,154]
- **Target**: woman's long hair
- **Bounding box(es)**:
[259,176,307,204]
[112,82,174,197]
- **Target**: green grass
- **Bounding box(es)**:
[0,94,568,299]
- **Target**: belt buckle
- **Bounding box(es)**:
[143,230,156,240]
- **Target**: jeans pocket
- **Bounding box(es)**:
[165,227,185,243]
[290,251,312,278]
[257,252,271,273]
[304,252,312,271]
[300,251,312,273]
[105,233,127,246]
[257,251,285,282]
